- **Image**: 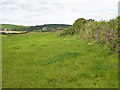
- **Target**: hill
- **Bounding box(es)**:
[0,24,71,32]
[0,24,29,31]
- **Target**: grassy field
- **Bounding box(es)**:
[2,31,118,88]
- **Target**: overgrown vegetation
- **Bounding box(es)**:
[60,17,118,53]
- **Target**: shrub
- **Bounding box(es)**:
[60,17,118,52]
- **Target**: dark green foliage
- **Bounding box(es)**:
[29,24,71,32]
[1,32,6,35]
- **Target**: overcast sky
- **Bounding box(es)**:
[0,0,119,26]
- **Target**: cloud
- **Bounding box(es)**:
[0,0,119,26]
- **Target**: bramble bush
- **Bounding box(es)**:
[60,17,118,53]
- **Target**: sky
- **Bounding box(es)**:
[0,0,119,26]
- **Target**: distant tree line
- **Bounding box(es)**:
[1,24,71,32]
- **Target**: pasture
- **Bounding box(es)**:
[2,31,118,88]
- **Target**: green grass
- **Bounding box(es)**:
[2,31,118,88]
